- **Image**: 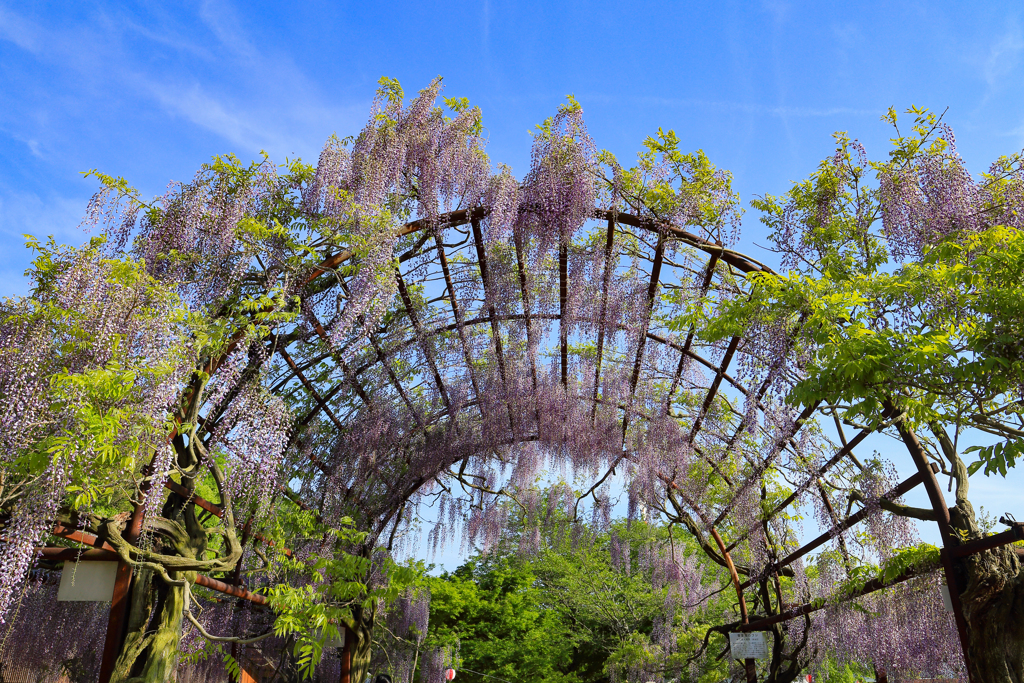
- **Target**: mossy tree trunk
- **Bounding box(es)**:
[949,500,1024,683]
[349,602,377,683]
[106,483,221,683]
[919,425,1024,683]
[109,567,193,683]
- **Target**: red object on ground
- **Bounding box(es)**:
[445,669,456,681]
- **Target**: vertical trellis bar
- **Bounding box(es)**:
[622,232,666,440]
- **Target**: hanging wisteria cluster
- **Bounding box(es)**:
[0,573,109,680]
[879,122,1024,261]
[798,574,965,680]
[0,241,195,621]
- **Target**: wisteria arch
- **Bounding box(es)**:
[264,194,964,683]
[3,79,1000,683]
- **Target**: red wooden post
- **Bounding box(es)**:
[340,626,353,683]
[96,560,133,683]
[230,516,254,681]
[97,497,147,683]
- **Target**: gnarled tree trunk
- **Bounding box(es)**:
[107,485,216,683]
[349,602,377,683]
[109,568,191,683]
[950,500,1024,683]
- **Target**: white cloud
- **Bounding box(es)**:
[0,190,92,298]
[0,5,40,52]
[0,3,370,162]
[983,25,1024,87]
[0,190,88,243]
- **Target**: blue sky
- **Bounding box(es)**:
[1,1,1022,562]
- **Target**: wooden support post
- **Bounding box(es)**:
[711,528,756,683]
[98,485,149,683]
[340,625,353,683]
[97,559,133,683]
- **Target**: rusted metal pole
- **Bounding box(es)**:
[710,528,756,683]
[194,574,268,605]
[230,515,254,682]
[97,484,148,683]
[737,557,934,632]
[739,464,936,590]
[37,548,118,561]
[340,625,353,683]
[950,521,1024,558]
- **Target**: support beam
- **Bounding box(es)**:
[340,315,758,405]
[591,214,618,424]
[622,233,666,440]
[665,252,720,412]
[725,422,878,553]
[301,313,372,408]
[736,557,936,632]
[559,242,569,387]
[308,281,425,429]
[950,520,1024,558]
[434,231,486,419]
[279,347,347,433]
[592,209,770,275]
[712,403,818,529]
[395,270,456,420]
[688,336,741,443]
[890,409,974,680]
[470,218,516,432]
[36,549,269,605]
[512,226,541,428]
[194,574,268,605]
[38,547,118,561]
[99,460,152,683]
[711,528,756,683]
[737,464,937,590]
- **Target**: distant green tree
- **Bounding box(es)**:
[419,513,733,683]
[426,556,580,683]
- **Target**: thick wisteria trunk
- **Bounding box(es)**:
[757,579,811,683]
[950,500,1024,683]
[350,602,377,683]
[107,483,217,683]
[109,567,189,683]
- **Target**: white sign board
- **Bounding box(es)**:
[57,561,118,602]
[729,631,769,659]
[940,584,954,613]
[320,626,345,648]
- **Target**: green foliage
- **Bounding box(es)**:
[264,517,418,680]
[687,109,1024,480]
[3,238,193,512]
[811,656,874,683]
[419,515,732,683]
[426,557,580,683]
[597,128,741,240]
[822,543,939,605]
